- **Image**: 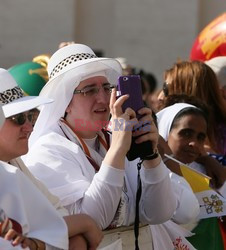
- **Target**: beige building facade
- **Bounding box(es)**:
[0,0,225,85]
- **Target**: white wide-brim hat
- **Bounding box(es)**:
[3,95,53,118]
[0,68,52,118]
[41,43,122,96]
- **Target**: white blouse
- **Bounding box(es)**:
[26,124,181,230]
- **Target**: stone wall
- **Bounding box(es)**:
[0,0,225,86]
[0,0,76,68]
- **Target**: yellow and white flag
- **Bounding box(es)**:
[164,154,226,219]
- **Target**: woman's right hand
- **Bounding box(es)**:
[83,217,103,250]
[110,88,138,155]
[65,214,103,250]
[104,89,138,169]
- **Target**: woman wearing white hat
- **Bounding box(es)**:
[0,103,28,249]
[156,102,226,250]
[0,68,103,250]
[0,68,68,249]
[23,44,182,249]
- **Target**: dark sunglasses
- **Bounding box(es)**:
[162,82,169,97]
[7,109,39,126]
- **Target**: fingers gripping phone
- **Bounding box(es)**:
[117,75,153,161]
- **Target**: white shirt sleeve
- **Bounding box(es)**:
[26,133,187,229]
[69,163,125,229]
[139,161,177,224]
[26,134,126,229]
[169,173,200,224]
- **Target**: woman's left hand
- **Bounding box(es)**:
[132,107,161,168]
[132,107,159,150]
[196,155,226,189]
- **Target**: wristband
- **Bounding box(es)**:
[142,149,159,161]
[30,238,44,250]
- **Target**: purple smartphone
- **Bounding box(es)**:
[117,75,145,117]
[117,75,153,161]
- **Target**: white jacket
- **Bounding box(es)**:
[0,161,68,250]
[26,124,177,229]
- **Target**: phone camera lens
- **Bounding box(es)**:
[123,77,128,81]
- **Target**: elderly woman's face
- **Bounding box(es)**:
[0,115,33,161]
[167,114,207,164]
[66,76,112,138]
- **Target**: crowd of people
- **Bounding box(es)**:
[0,43,225,249]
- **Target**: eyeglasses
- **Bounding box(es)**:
[7,109,39,126]
[74,83,114,97]
[162,82,169,97]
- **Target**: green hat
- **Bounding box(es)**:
[8,62,48,96]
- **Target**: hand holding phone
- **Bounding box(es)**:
[117,75,154,161]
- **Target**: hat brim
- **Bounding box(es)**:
[3,96,53,118]
[40,58,122,98]
[49,57,120,82]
